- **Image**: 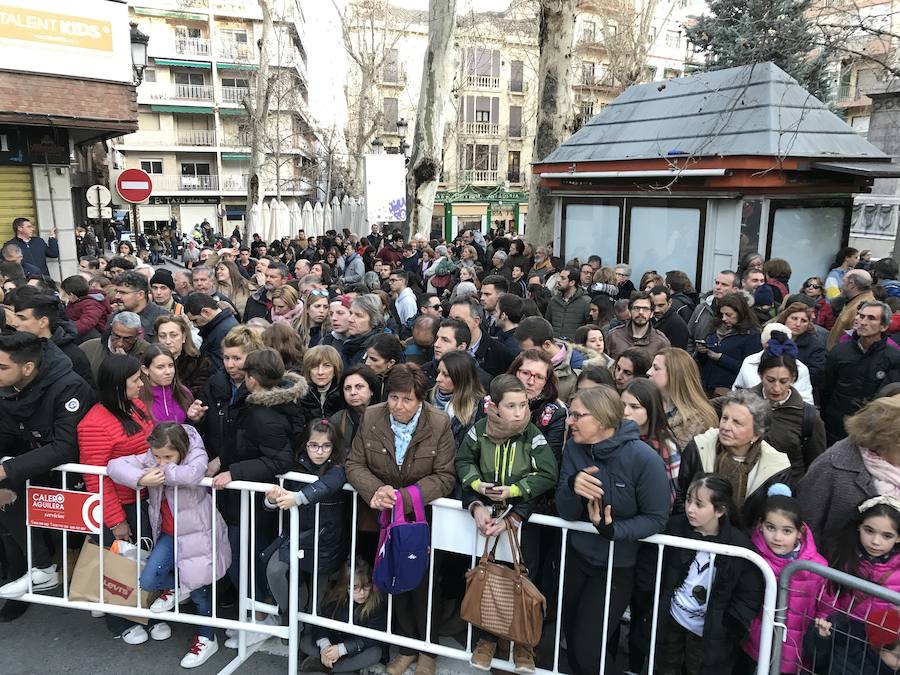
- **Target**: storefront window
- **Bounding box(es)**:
[769,205,847,287]
[740,199,763,261]
[564,203,620,265]
[628,205,701,284]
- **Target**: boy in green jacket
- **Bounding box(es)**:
[455,374,559,673]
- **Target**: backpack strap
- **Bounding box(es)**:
[800,402,814,448]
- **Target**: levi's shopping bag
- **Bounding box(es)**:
[373,485,430,594]
[69,538,154,624]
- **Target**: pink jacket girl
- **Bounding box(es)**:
[108,424,231,592]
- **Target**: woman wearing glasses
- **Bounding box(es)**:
[799,276,835,330]
[507,348,567,459]
[555,385,670,675]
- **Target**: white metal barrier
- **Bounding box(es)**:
[12,464,779,675]
[17,462,301,675]
[280,471,779,675]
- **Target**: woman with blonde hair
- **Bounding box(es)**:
[647,347,718,449]
[154,314,211,396]
[299,288,330,348]
[215,260,252,317]
[271,285,303,330]
[298,344,344,423]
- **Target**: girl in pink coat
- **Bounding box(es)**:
[742,485,828,674]
[108,422,231,670]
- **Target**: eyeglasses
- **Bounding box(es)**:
[307,442,333,454]
[631,306,652,313]
[428,303,442,310]
[308,289,329,297]
[804,284,821,290]
[566,410,592,421]
[517,368,546,383]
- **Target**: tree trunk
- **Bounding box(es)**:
[403,0,457,241]
[526,0,576,249]
[245,0,274,239]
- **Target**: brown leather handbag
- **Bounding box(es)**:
[460,528,546,647]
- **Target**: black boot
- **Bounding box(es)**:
[0,599,30,622]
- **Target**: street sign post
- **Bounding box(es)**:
[86,184,111,207]
[87,206,112,219]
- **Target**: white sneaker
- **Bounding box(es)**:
[223,615,278,649]
[225,628,237,638]
[0,565,59,598]
[181,635,218,669]
[150,623,172,641]
[91,610,105,618]
[120,625,148,645]
[150,589,176,613]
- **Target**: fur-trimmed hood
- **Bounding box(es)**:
[247,370,309,407]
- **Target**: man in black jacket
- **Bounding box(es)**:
[10,290,95,387]
[185,292,239,371]
[823,300,900,444]
[649,286,690,350]
[0,332,94,619]
[4,217,58,276]
[420,318,492,390]
[243,262,289,321]
[448,296,514,377]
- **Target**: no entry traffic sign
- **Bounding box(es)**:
[27,487,102,534]
[116,168,153,204]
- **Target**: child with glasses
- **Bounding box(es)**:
[264,419,350,617]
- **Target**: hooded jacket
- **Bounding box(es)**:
[652,514,764,674]
[555,420,670,568]
[732,349,815,405]
[340,251,365,285]
[0,340,95,485]
[51,320,95,388]
[821,552,900,623]
[743,524,828,673]
[677,427,792,527]
[65,291,111,342]
[107,425,231,591]
[545,287,592,340]
[670,291,698,324]
[197,308,239,371]
[456,418,558,521]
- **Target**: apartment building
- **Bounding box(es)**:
[113,0,318,234]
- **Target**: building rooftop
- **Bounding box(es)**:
[542,62,889,164]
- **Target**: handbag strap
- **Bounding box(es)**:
[382,485,427,527]
[505,527,526,573]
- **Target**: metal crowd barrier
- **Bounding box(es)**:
[13,463,780,675]
[772,560,900,675]
[18,462,300,675]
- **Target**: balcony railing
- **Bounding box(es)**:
[507,171,525,184]
[175,37,211,58]
[144,83,214,101]
[221,85,250,104]
[576,75,617,90]
[217,42,255,63]
[463,122,500,136]
[176,129,216,146]
[223,130,252,146]
[465,74,500,89]
[578,31,603,47]
[222,175,248,190]
[152,174,220,191]
[460,169,498,184]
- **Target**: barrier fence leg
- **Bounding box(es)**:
[288,506,300,675]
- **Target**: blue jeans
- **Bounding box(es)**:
[141,533,215,639]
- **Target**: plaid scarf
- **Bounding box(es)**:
[644,435,680,504]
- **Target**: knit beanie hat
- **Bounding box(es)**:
[149,269,175,290]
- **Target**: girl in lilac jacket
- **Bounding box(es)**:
[108,422,231,669]
[743,486,828,674]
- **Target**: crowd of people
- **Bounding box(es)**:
[1,214,900,674]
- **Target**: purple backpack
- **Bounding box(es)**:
[373,486,430,594]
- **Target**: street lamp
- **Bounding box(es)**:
[399,138,410,156]
[130,22,150,86]
[396,117,408,137]
[371,137,384,153]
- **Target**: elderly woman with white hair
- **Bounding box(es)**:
[731,321,815,404]
[677,388,792,527]
[341,294,386,367]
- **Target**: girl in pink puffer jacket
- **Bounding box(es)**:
[743,485,829,674]
[108,422,231,669]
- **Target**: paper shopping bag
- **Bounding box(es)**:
[69,539,153,624]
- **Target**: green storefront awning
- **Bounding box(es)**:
[134,7,207,21]
[150,105,214,114]
[216,63,258,71]
[153,59,211,70]
[219,108,248,116]
[222,153,250,160]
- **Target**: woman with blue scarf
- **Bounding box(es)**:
[346,364,456,675]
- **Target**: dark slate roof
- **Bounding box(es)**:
[543,62,888,164]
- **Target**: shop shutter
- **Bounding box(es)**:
[0,166,35,243]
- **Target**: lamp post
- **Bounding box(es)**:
[396,118,410,165]
[130,22,149,86]
[371,137,384,154]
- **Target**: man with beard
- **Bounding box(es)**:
[605,291,670,359]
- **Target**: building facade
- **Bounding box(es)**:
[114,0,319,235]
[0,0,138,277]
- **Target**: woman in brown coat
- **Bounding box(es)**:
[345,363,456,675]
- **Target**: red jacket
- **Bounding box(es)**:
[77,400,154,528]
[66,292,111,339]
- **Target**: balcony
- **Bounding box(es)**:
[465,74,500,89]
[218,42,256,63]
[380,69,407,86]
[175,37,211,58]
[152,174,220,191]
[577,31,604,48]
[507,125,525,139]
[223,130,252,146]
[509,81,527,95]
[462,122,501,136]
[574,75,617,92]
[507,171,525,184]
[143,83,214,101]
[221,86,251,104]
[177,129,216,146]
[222,175,248,191]
[460,169,498,184]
